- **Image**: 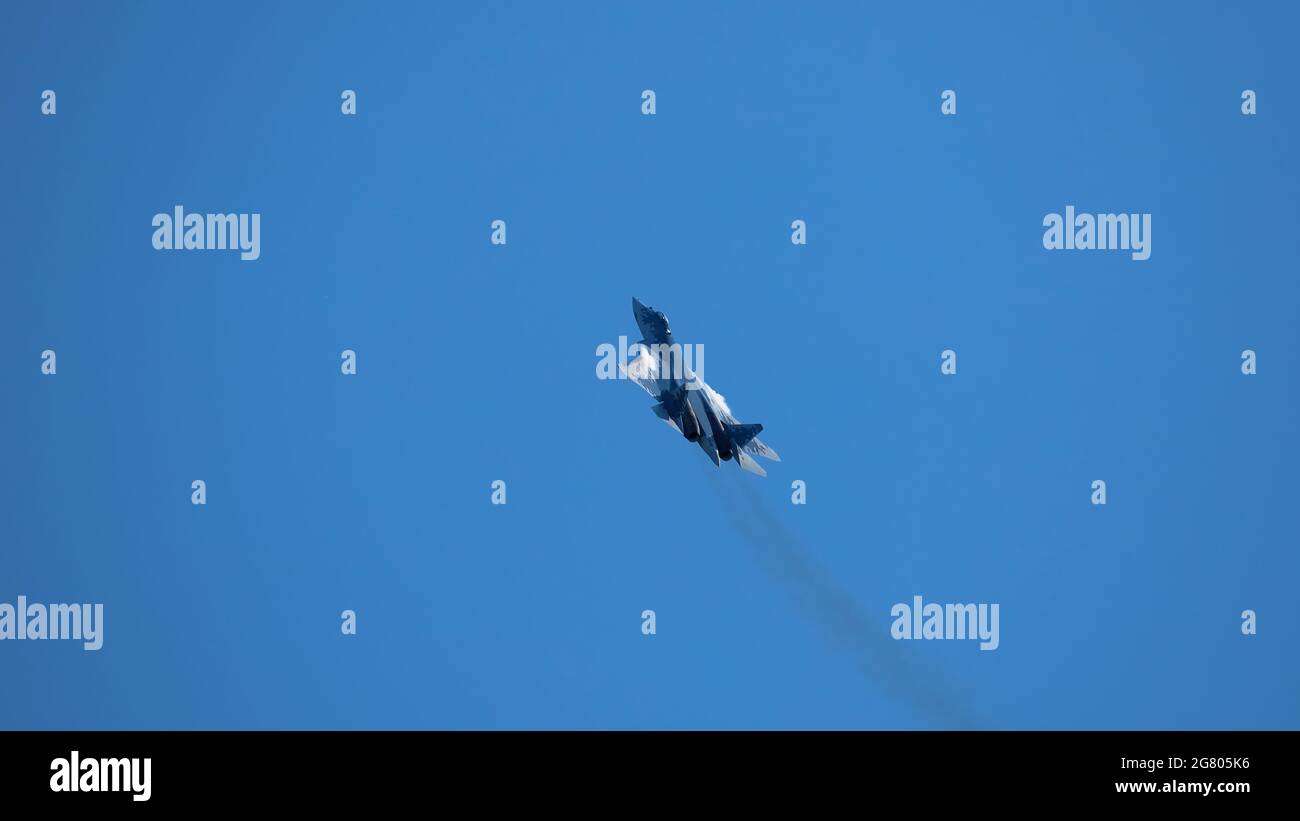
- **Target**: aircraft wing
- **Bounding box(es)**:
[626,347,690,436]
[620,347,661,397]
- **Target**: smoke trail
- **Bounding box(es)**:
[707,469,979,728]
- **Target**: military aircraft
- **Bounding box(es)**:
[623,298,780,476]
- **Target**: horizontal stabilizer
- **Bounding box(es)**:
[651,403,681,432]
[724,422,763,450]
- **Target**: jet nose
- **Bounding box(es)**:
[632,297,655,324]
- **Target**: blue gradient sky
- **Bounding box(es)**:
[1,1,1297,728]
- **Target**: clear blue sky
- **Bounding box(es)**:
[1,1,1296,728]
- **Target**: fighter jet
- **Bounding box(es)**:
[623,298,780,476]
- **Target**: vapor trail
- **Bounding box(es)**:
[707,470,979,728]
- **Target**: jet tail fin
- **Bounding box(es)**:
[745,437,780,462]
[736,449,767,477]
